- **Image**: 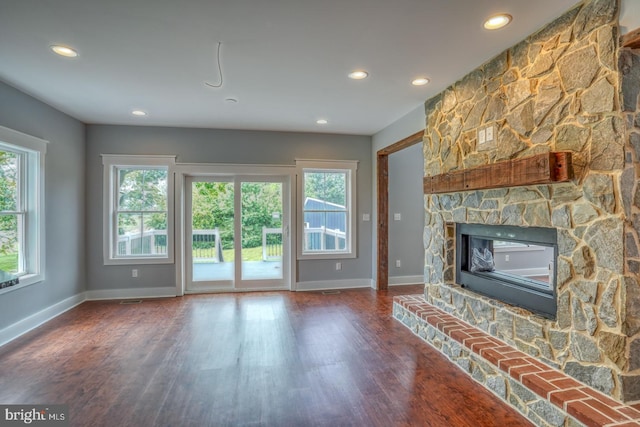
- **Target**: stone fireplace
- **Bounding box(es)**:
[413,0,640,405]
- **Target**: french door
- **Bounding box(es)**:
[185,175,290,292]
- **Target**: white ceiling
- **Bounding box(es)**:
[0,0,583,135]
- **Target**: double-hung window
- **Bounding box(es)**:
[0,126,46,289]
[296,160,357,259]
[103,155,175,264]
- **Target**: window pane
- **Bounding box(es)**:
[117,213,142,256]
[298,161,355,259]
[0,129,46,280]
[143,213,167,255]
[118,168,168,211]
[304,171,346,210]
[241,182,283,280]
[191,181,234,281]
[117,213,168,256]
[0,151,19,212]
[302,169,349,254]
[0,214,19,273]
[303,211,347,251]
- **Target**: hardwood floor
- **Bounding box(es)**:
[0,286,531,426]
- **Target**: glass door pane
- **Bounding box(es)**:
[190,180,234,283]
[185,174,289,293]
[240,181,283,281]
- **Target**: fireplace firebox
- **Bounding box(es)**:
[455,223,557,319]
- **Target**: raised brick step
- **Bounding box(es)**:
[393,295,640,427]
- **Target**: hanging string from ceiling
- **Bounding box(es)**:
[205,42,223,88]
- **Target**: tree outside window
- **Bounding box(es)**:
[116,168,168,256]
[0,150,21,273]
[190,181,283,256]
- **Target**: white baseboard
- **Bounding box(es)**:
[388,275,424,286]
[296,278,374,292]
[85,287,176,301]
[185,286,289,294]
[0,292,86,347]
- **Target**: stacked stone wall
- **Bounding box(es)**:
[620,45,640,402]
[421,0,640,402]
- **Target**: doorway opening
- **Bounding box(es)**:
[183,174,291,293]
[376,130,424,290]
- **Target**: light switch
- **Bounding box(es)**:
[478,128,486,144]
[486,125,494,142]
[394,213,401,221]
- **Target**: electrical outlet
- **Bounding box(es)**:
[335,262,342,271]
[362,213,370,221]
[395,260,401,268]
[132,269,138,278]
[394,213,401,221]
[505,255,510,262]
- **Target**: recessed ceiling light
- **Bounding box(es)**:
[50,45,78,58]
[412,77,430,86]
[131,110,147,117]
[348,70,368,80]
[484,14,512,30]
[316,119,328,125]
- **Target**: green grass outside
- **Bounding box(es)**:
[0,253,18,273]
[0,246,276,269]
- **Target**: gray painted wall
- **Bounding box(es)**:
[86,125,373,290]
[388,143,424,279]
[0,81,86,329]
[621,0,640,34]
[493,246,554,273]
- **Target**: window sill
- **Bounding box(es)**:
[0,273,44,296]
[298,252,356,261]
[104,256,174,266]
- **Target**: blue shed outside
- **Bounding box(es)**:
[303,197,347,250]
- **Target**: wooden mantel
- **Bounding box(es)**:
[621,28,640,49]
[424,152,572,195]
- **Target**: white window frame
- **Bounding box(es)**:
[102,155,176,265]
[296,159,357,260]
[0,126,47,293]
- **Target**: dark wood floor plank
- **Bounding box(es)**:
[0,286,531,427]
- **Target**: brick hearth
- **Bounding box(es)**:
[394,295,640,427]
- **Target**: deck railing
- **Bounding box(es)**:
[191,229,224,262]
[303,226,346,251]
[262,228,283,261]
[117,229,224,262]
[117,226,346,261]
[117,230,167,256]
